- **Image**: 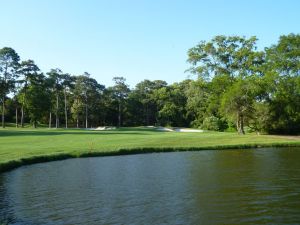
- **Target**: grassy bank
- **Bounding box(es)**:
[0,127,299,173]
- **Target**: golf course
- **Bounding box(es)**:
[2,1,300,224]
[1,126,299,173]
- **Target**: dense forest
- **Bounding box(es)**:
[0,34,299,134]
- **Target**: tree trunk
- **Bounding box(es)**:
[2,67,7,129]
[64,88,68,128]
[236,113,245,135]
[33,120,37,128]
[85,103,88,129]
[118,101,121,127]
[56,92,59,128]
[2,97,5,128]
[15,107,18,128]
[236,116,239,133]
[49,112,52,128]
[146,104,149,126]
[155,104,159,126]
[21,105,24,128]
[240,115,245,134]
[76,116,79,128]
[21,82,27,128]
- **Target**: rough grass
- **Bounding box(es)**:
[0,127,299,173]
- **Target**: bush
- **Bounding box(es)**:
[202,116,228,131]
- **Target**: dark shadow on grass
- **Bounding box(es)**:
[116,127,162,132]
[0,130,153,137]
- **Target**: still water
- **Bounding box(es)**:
[1,148,300,225]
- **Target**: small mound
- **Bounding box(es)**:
[89,126,116,131]
[174,128,203,133]
[156,127,174,132]
[156,127,204,132]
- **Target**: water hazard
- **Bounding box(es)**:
[1,148,300,224]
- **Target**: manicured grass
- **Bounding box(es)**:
[0,127,299,172]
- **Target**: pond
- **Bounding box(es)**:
[1,148,300,224]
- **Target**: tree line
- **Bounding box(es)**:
[0,34,299,134]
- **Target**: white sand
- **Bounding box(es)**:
[156,127,204,132]
[156,127,174,132]
[174,128,203,132]
[89,126,116,131]
[88,126,203,132]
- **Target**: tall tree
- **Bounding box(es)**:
[17,60,40,127]
[264,34,300,133]
[221,78,256,134]
[112,77,130,127]
[187,36,265,134]
[71,97,84,128]
[131,80,167,125]
[83,72,90,128]
[266,33,300,77]
[185,78,209,127]
[151,80,190,127]
[71,73,104,128]
[25,73,50,128]
[0,47,20,128]
[61,73,74,128]
[47,68,64,128]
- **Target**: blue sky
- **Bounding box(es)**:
[0,0,299,87]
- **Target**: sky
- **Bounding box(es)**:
[0,0,299,88]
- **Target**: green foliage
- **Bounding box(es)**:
[267,76,300,134]
[186,78,209,126]
[25,76,50,127]
[0,34,299,134]
[187,35,264,80]
[248,102,270,134]
[220,78,256,133]
[266,33,300,77]
[70,73,105,127]
[112,77,130,127]
[263,34,300,134]
[202,116,228,131]
[202,116,219,131]
[0,47,20,127]
[187,36,265,134]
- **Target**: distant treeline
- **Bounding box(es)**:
[0,34,299,134]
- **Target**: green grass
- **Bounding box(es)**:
[0,127,299,172]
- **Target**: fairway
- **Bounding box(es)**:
[0,127,299,172]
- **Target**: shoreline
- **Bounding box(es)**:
[1,142,300,174]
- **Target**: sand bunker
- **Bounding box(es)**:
[156,127,203,132]
[88,126,203,132]
[156,127,174,132]
[174,128,203,133]
[88,126,116,131]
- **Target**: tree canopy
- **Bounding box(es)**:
[0,34,299,134]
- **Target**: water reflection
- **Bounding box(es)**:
[0,148,300,224]
[187,149,300,224]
